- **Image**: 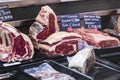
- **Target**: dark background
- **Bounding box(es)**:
[4,0,120,33]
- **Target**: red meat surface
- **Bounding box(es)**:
[38,31,82,57]
[0,22,34,62]
[70,28,120,48]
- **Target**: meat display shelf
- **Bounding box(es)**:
[0,0,120,80]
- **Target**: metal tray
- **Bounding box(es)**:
[19,60,92,80]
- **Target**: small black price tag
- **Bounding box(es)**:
[60,14,80,30]
[0,5,13,22]
[84,15,101,29]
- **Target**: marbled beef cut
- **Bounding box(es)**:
[69,47,95,74]
[29,5,83,57]
[29,5,59,49]
[70,28,120,48]
[0,22,34,62]
[38,31,82,57]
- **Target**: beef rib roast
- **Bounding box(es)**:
[69,28,120,48]
[38,31,82,57]
[0,22,34,62]
[29,5,59,49]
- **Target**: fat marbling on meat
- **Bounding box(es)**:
[38,31,82,57]
[29,5,59,49]
[0,22,34,62]
[69,46,95,74]
[29,5,84,57]
[69,28,120,48]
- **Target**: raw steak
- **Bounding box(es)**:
[69,28,120,48]
[69,46,95,74]
[0,22,34,62]
[38,31,82,57]
[29,5,59,49]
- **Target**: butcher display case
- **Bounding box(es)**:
[0,0,120,80]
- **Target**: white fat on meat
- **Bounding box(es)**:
[1,30,7,47]
[37,31,82,56]
[29,5,60,46]
[0,53,8,59]
[36,5,59,31]
[39,38,80,52]
[29,22,45,41]
[42,31,82,45]
[1,23,20,48]
[68,47,95,74]
[2,23,20,36]
[36,6,56,25]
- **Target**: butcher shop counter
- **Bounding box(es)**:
[1,20,120,80]
[0,0,120,80]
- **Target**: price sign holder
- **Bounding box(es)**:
[84,15,101,29]
[60,13,80,30]
[0,5,13,22]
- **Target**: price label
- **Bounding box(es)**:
[60,14,80,30]
[3,62,21,67]
[0,5,13,22]
[84,15,101,29]
[60,0,79,2]
[0,0,21,3]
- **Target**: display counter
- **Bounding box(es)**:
[0,0,119,80]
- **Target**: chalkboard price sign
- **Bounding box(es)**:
[84,15,101,29]
[60,14,80,30]
[0,5,13,22]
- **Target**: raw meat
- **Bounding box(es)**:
[29,5,59,49]
[38,31,82,57]
[24,63,76,80]
[0,22,34,62]
[69,28,120,48]
[69,46,95,74]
